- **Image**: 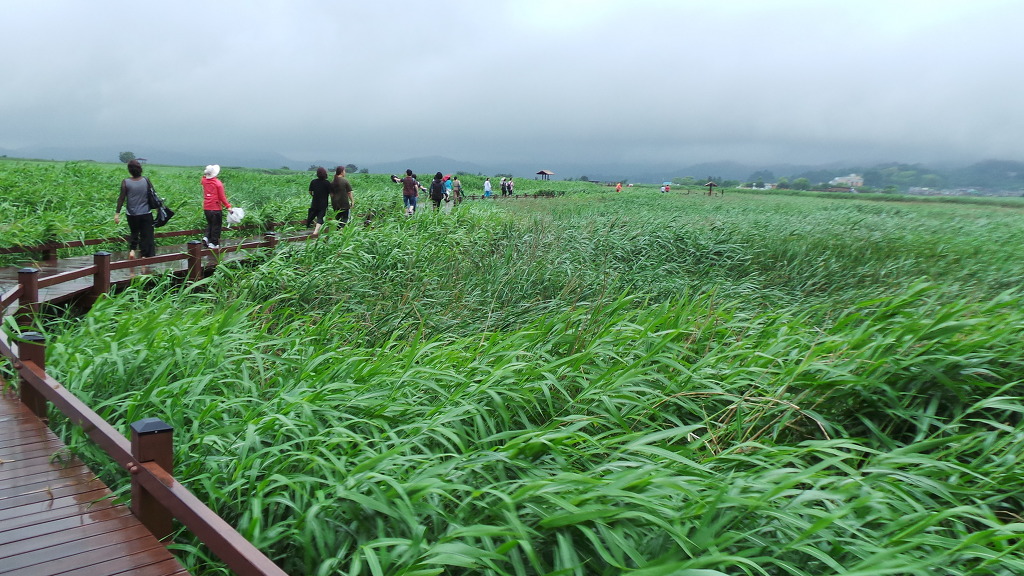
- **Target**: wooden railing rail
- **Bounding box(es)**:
[0,219,305,262]
[0,284,21,312]
[37,263,98,289]
[9,232,299,321]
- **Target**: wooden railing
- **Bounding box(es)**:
[0,229,319,576]
[9,232,302,322]
[464,191,565,200]
[0,220,302,264]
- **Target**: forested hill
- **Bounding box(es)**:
[780,160,1024,193]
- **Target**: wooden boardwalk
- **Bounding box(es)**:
[0,390,189,576]
[0,230,315,576]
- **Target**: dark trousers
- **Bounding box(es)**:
[127,213,156,257]
[204,210,223,246]
[336,208,350,226]
[306,204,327,226]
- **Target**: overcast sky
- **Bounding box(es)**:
[2,0,1022,170]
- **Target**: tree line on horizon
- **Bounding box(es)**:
[733,160,1024,193]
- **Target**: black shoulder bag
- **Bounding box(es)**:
[146,178,175,227]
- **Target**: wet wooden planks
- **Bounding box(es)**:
[0,392,189,576]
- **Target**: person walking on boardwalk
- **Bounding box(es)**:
[202,164,231,248]
[400,169,419,215]
[306,166,331,236]
[114,159,156,258]
[451,175,463,205]
[483,177,492,197]
[500,177,508,197]
[331,166,354,228]
[429,172,446,211]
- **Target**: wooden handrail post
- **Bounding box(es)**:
[18,331,47,419]
[130,417,175,540]
[16,267,40,326]
[186,240,204,282]
[265,231,278,249]
[91,251,112,305]
[41,246,58,266]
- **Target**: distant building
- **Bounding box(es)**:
[829,174,863,187]
[536,170,554,180]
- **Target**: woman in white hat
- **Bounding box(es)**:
[201,164,231,248]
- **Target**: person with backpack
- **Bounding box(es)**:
[500,177,508,197]
[429,172,446,211]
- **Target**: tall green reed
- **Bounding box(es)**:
[32,187,1024,575]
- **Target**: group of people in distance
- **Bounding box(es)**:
[480,177,515,198]
[391,169,464,215]
[305,166,354,236]
[118,161,535,260]
[115,160,232,258]
[499,177,515,196]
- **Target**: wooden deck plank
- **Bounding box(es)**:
[0,394,189,575]
[0,435,74,459]
[0,512,146,556]
[0,488,114,522]
[0,459,94,484]
[0,505,133,545]
[0,469,99,502]
[0,423,56,444]
[0,527,154,572]
[36,554,188,576]
[0,444,76,470]
[0,490,116,533]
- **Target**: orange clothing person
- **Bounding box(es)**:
[616,182,622,193]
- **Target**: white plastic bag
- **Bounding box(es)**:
[226,206,245,226]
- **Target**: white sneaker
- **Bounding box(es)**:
[202,236,208,245]
[208,244,219,249]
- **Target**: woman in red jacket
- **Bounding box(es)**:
[202,164,231,248]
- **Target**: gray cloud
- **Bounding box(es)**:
[2,0,1021,170]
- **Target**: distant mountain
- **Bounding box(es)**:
[361,156,491,178]
[947,159,1024,189]
[3,145,1021,192]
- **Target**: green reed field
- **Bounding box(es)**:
[5,160,1024,575]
